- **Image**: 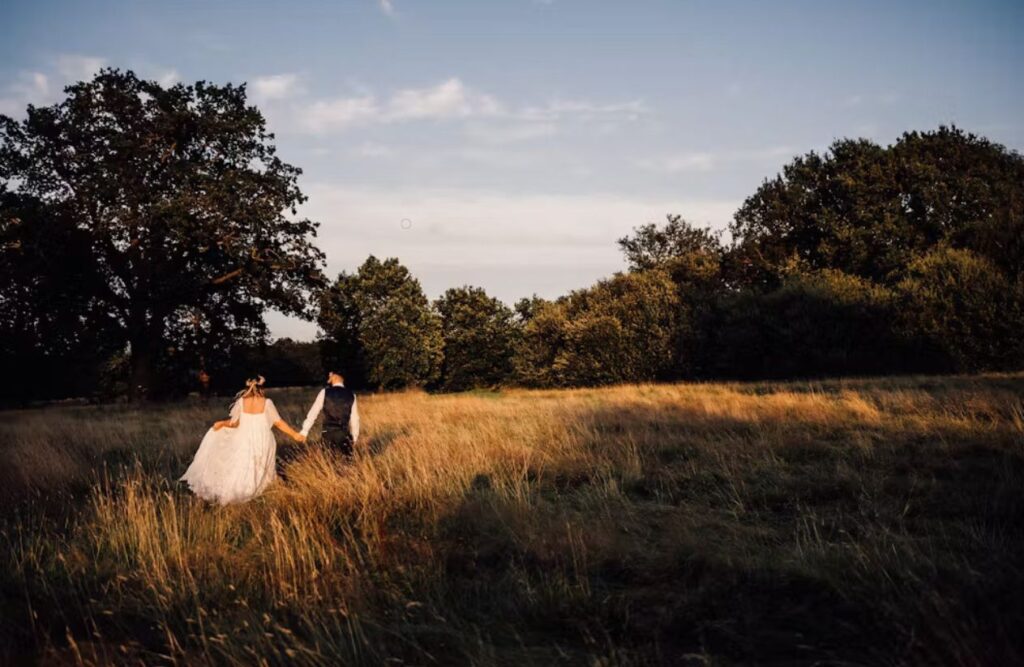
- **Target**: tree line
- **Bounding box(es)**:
[2,70,1022,403]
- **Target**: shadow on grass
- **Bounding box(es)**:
[364,424,412,458]
[434,395,1024,665]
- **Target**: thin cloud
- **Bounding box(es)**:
[635,146,797,173]
[252,73,301,100]
[464,121,557,144]
[288,77,647,135]
[352,142,396,158]
[296,78,500,132]
[157,69,181,87]
[55,54,106,82]
[635,152,716,173]
[520,99,648,123]
[387,78,501,120]
[378,0,396,16]
[302,95,378,133]
[842,92,901,108]
[0,54,107,116]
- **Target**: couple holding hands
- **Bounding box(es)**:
[180,371,359,505]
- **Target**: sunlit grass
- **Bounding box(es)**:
[2,374,1023,664]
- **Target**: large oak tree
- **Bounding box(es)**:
[0,69,324,398]
[728,126,1024,289]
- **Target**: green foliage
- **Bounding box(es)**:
[435,286,517,391]
[512,299,566,388]
[0,191,115,403]
[555,313,634,386]
[514,294,548,323]
[664,250,726,377]
[895,247,1024,372]
[729,126,1024,289]
[618,214,722,272]
[516,270,680,387]
[319,256,442,390]
[705,269,908,379]
[212,338,323,391]
[0,69,325,399]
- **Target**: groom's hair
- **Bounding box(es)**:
[327,370,344,382]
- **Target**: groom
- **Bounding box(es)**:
[300,371,360,459]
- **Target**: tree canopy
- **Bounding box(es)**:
[436,286,517,391]
[728,126,1024,289]
[318,256,442,391]
[0,69,325,398]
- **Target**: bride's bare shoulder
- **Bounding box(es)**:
[241,396,268,412]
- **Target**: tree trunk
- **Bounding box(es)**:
[129,336,156,402]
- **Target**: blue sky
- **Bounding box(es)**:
[3,0,1022,339]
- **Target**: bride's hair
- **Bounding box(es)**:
[237,375,266,399]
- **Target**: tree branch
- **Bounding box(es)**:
[211,267,243,285]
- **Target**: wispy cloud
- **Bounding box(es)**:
[55,54,106,82]
[252,73,301,100]
[302,95,378,133]
[352,142,396,158]
[156,69,181,87]
[635,152,716,173]
[464,121,557,144]
[299,78,502,132]
[0,54,107,116]
[635,146,796,173]
[388,78,501,121]
[378,0,396,16]
[519,99,648,123]
[281,77,646,135]
[842,92,901,108]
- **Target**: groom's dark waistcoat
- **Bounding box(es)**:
[323,385,355,432]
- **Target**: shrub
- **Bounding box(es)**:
[436,286,518,391]
[515,270,680,387]
[706,269,907,379]
[896,247,1024,372]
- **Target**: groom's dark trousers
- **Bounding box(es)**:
[322,428,354,460]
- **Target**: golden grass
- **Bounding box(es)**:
[2,374,1023,665]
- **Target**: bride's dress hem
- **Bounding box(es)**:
[180,399,281,506]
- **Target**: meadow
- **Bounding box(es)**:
[2,374,1023,666]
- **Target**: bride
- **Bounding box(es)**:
[181,376,305,505]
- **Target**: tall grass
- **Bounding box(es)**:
[2,374,1023,665]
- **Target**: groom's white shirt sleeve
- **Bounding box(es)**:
[350,397,360,442]
[300,387,359,442]
[300,389,326,438]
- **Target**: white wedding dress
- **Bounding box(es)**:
[180,397,281,505]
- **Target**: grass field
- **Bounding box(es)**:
[2,374,1023,665]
